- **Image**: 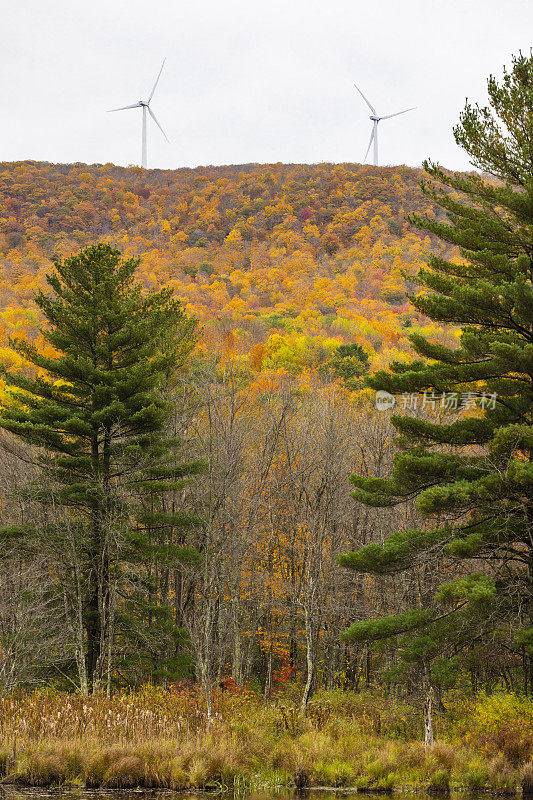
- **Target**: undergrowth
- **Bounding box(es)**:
[0,686,530,791]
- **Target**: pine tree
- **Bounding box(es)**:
[321,342,370,389]
[0,243,202,692]
[340,53,533,691]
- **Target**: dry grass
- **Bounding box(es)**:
[0,686,527,791]
[0,685,209,744]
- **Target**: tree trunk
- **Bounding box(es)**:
[86,575,101,691]
[264,641,273,700]
[365,644,372,686]
[300,605,315,716]
[106,579,116,697]
[87,433,104,692]
[73,563,88,695]
[424,688,434,747]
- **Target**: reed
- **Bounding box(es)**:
[0,686,529,792]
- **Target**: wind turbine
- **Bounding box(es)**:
[108,60,169,169]
[354,82,415,167]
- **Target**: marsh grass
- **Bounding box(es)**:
[0,686,529,791]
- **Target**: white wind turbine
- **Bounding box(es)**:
[108,60,169,168]
[354,82,415,167]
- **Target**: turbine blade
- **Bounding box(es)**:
[380,106,416,120]
[354,82,377,115]
[148,107,170,142]
[107,103,142,112]
[363,127,375,163]
[148,59,166,102]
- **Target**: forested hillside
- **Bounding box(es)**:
[0,160,455,373]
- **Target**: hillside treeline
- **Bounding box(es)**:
[0,161,453,374]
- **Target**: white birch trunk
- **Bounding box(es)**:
[424,688,434,747]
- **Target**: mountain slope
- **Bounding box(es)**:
[0,161,455,370]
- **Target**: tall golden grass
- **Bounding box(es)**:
[0,686,532,792]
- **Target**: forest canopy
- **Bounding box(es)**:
[0,160,454,379]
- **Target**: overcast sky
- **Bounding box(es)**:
[3,0,532,172]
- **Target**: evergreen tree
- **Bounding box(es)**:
[321,342,370,389]
[0,243,202,692]
[340,54,533,691]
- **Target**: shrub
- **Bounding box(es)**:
[469,693,533,766]
[431,742,456,771]
[428,768,450,793]
[487,757,517,794]
[464,761,488,790]
[312,758,356,787]
[366,754,397,789]
[399,741,427,769]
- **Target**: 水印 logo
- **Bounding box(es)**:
[375,390,396,411]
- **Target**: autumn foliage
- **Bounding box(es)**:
[0,160,453,373]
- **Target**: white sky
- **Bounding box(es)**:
[3,0,532,171]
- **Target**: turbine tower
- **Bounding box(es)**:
[354,82,415,167]
[108,60,169,169]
